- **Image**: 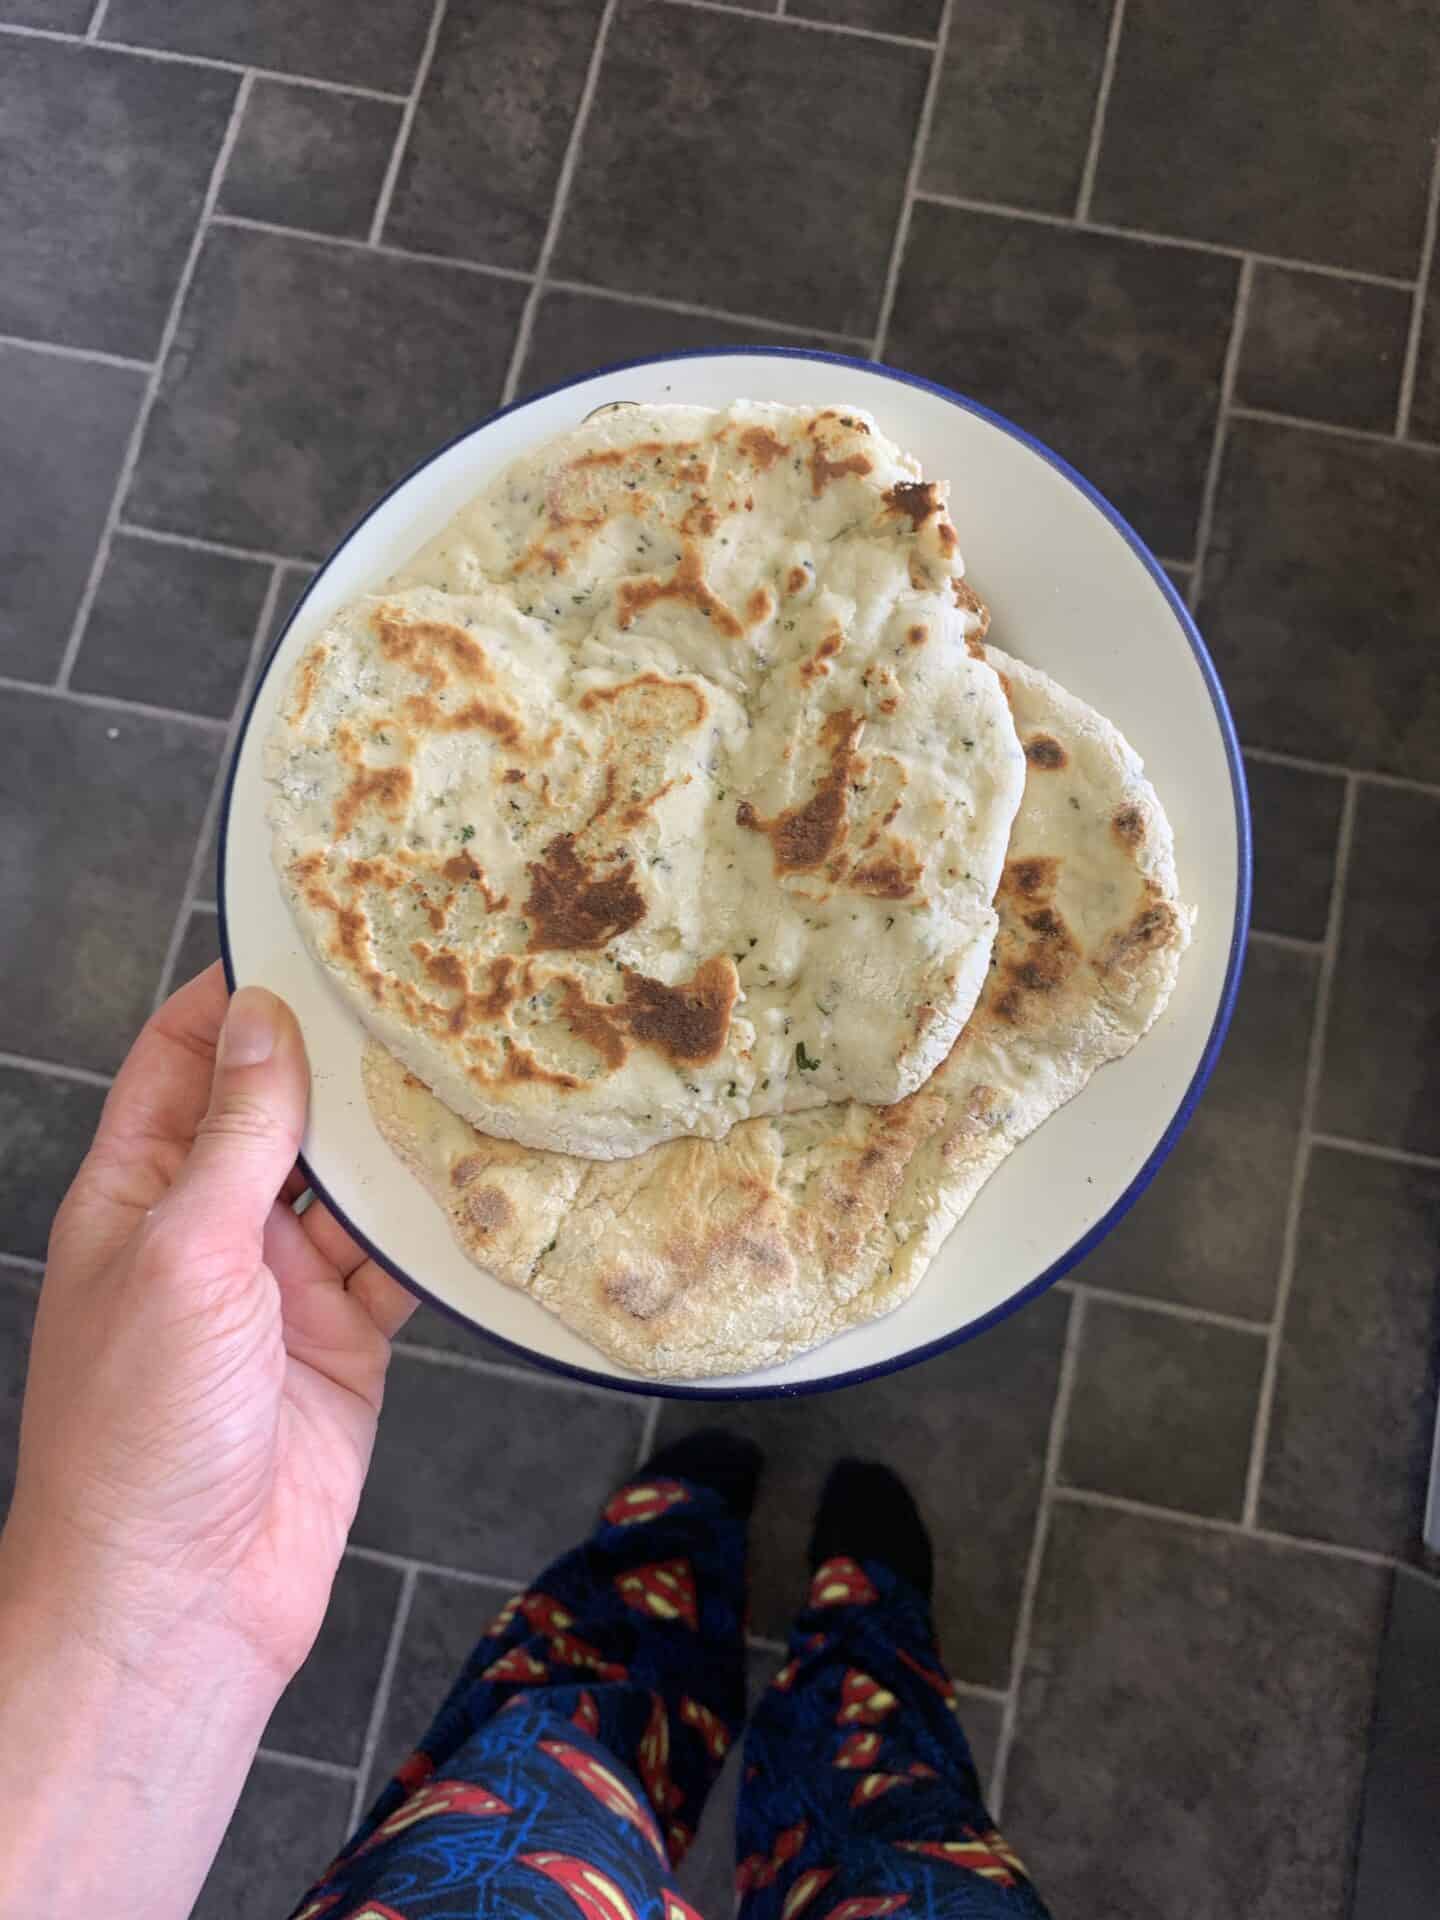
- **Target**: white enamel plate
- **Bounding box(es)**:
[220,351,1250,1398]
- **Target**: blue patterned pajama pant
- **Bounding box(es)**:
[289,1472,1050,1920]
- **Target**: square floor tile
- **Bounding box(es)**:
[1351,1570,1440,1920]
[71,532,271,717]
[384,0,605,271]
[0,691,221,1072]
[0,1065,107,1263]
[193,1754,351,1920]
[1200,419,1440,781]
[218,80,401,240]
[395,1304,538,1366]
[1075,939,1316,1320]
[361,1568,514,1805]
[0,39,237,357]
[101,0,434,92]
[1318,785,1440,1155]
[129,226,526,558]
[1060,1297,1266,1520]
[789,0,941,32]
[0,0,92,27]
[1236,267,1411,435]
[265,1552,405,1766]
[1005,1502,1390,1919]
[1091,0,1440,276]
[887,202,1238,556]
[1260,1148,1440,1560]
[0,345,144,684]
[922,0,1112,214]
[555,0,929,337]
[353,1355,644,1575]
[658,1289,1071,1691]
[171,906,222,988]
[1243,756,1345,943]
[0,1277,38,1526]
[518,289,855,399]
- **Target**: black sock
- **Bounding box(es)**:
[809,1459,933,1602]
[635,1427,764,1520]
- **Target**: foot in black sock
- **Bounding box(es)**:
[810,1459,933,1602]
[634,1428,764,1520]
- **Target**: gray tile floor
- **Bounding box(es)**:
[2,3,1439,1916]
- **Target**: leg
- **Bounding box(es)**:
[290,1433,759,1920]
[737,1464,1050,1920]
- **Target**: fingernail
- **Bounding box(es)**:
[221,987,280,1067]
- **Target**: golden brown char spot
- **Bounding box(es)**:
[461,1186,513,1234]
[746,586,774,626]
[471,955,519,1020]
[557,977,630,1071]
[736,708,862,874]
[953,577,989,637]
[1000,855,1061,900]
[738,426,787,470]
[679,497,720,538]
[938,522,959,555]
[450,1153,483,1189]
[808,441,874,496]
[1112,803,1145,847]
[290,642,329,722]
[786,566,810,595]
[884,481,942,529]
[906,624,928,648]
[877,697,898,714]
[799,627,845,683]
[908,552,932,592]
[1097,899,1181,973]
[619,955,738,1066]
[614,545,743,640]
[495,1044,581,1092]
[578,671,709,732]
[333,762,414,838]
[849,842,922,899]
[1024,733,1067,770]
[503,766,525,784]
[375,609,491,687]
[524,835,646,951]
[409,942,467,997]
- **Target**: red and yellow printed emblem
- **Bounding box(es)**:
[540,1739,667,1863]
[679,1694,731,1761]
[291,1898,343,1920]
[485,1592,525,1639]
[836,1670,898,1726]
[825,1897,909,1920]
[482,1646,549,1685]
[636,1691,684,1821]
[780,1866,835,1920]
[347,1907,411,1920]
[518,1853,641,1920]
[834,1730,883,1769]
[809,1557,879,1609]
[736,1820,809,1892]
[520,1593,628,1680]
[615,1559,699,1630]
[603,1479,691,1527]
[393,1750,435,1794]
[663,1891,705,1920]
[848,1772,914,1808]
[572,1690,600,1737]
[360,1779,511,1852]
[771,1658,800,1692]
[907,1761,938,1779]
[897,1828,1027,1888]
[668,1818,693,1860]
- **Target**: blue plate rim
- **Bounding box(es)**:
[217,344,1252,1401]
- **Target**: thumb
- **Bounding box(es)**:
[164,986,310,1254]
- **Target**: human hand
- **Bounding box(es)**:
[1,963,417,1690]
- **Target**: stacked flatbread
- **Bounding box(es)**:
[267,402,1192,1377]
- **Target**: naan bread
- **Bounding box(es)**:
[269,403,1024,1159]
[363,646,1193,1378]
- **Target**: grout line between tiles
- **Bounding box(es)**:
[1073,0,1125,223]
[989,1288,1084,1820]
[345,1544,526,1593]
[1187,256,1252,614]
[0,1255,45,1284]
[663,0,935,50]
[635,1398,662,1469]
[1239,744,1440,798]
[911,188,1420,289]
[1241,774,1358,1529]
[499,0,619,406]
[543,275,867,347]
[1231,402,1440,452]
[391,1339,629,1409]
[151,563,284,1010]
[114,519,309,568]
[86,0,107,36]
[0,674,230,730]
[192,896,219,914]
[255,1746,359,1783]
[0,1049,113,1089]
[0,21,408,100]
[367,0,450,247]
[1396,118,1440,438]
[870,0,954,362]
[1309,1132,1440,1173]
[0,331,152,374]
[51,73,252,694]
[1053,1485,1396,1572]
[347,1564,417,1833]
[1248,928,1325,956]
[1058,1279,1269,1337]
[746,1632,788,1656]
[210,211,533,285]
